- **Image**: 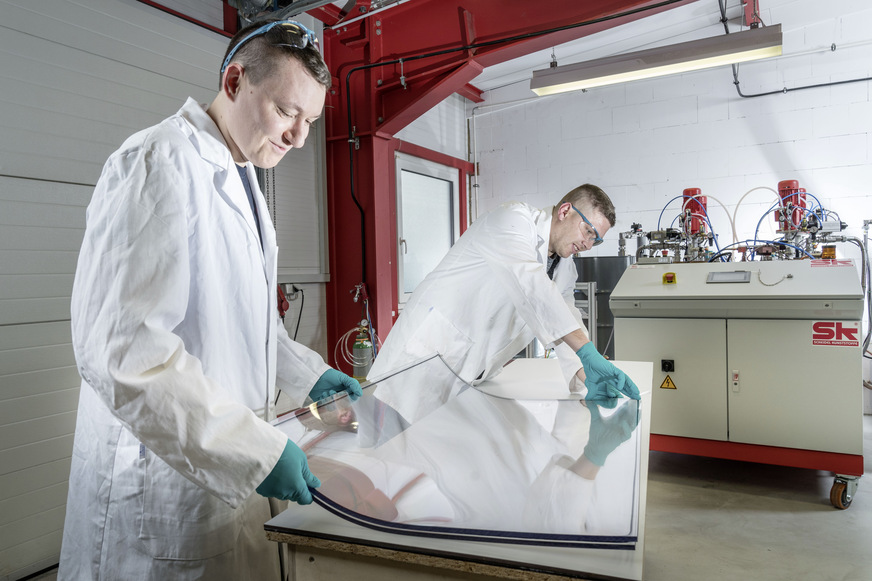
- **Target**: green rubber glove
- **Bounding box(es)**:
[576,342,640,400]
[308,368,363,403]
[256,440,320,504]
[583,400,641,466]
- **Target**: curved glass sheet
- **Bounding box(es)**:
[274,355,643,549]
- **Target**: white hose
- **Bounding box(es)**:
[333,327,373,369]
[731,186,781,244]
[687,193,737,243]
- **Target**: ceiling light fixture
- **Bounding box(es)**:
[530,24,782,96]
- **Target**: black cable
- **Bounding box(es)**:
[293,287,305,341]
[18,564,58,581]
[716,0,872,99]
[734,72,872,98]
[708,250,733,262]
[717,0,730,33]
[341,0,689,284]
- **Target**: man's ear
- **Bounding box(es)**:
[222,63,244,100]
[557,201,573,221]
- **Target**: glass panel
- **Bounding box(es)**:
[274,355,643,549]
[400,170,453,294]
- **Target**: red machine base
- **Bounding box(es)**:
[650,434,864,476]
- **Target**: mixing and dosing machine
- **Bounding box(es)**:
[610,180,868,508]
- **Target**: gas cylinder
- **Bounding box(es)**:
[352,323,373,381]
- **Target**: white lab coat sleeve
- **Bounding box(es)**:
[472,207,581,348]
[72,149,285,508]
[554,262,587,383]
[555,341,584,386]
[275,321,330,408]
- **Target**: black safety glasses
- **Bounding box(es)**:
[221,20,320,73]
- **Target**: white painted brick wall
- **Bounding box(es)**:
[472,0,872,254]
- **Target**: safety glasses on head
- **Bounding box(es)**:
[571,205,604,246]
[221,20,320,74]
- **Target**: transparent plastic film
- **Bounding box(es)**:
[274,355,643,549]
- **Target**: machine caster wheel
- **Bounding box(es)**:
[830,476,858,510]
[830,481,851,509]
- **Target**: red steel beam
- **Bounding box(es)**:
[321,0,695,370]
[456,83,484,104]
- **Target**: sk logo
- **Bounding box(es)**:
[812,322,859,346]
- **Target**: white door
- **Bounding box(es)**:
[396,153,460,307]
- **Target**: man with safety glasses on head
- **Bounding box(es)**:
[370,184,639,425]
[59,19,360,580]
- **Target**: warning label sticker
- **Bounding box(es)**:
[660,375,677,389]
[812,321,860,347]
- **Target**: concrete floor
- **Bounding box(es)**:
[28,415,872,581]
[643,414,872,581]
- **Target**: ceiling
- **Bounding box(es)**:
[233,0,749,95]
[469,0,746,93]
[312,0,749,94]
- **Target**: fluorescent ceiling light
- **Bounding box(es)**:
[531,24,782,96]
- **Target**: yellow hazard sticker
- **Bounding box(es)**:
[660,375,677,389]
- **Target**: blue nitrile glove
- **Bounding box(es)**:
[256,440,320,504]
[308,368,363,403]
[583,400,641,466]
[576,342,640,400]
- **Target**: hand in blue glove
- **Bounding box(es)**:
[576,342,640,400]
[256,440,320,504]
[308,368,363,403]
[583,400,641,466]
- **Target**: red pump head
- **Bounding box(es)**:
[776,179,806,232]
[682,188,707,235]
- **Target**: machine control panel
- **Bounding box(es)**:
[706,270,751,284]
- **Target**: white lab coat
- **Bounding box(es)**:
[59,98,329,580]
[370,202,587,423]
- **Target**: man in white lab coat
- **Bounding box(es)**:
[59,19,359,580]
[370,185,639,424]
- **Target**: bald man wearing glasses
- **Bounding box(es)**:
[59,19,360,580]
[369,184,640,425]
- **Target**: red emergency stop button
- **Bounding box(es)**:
[663,272,677,284]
